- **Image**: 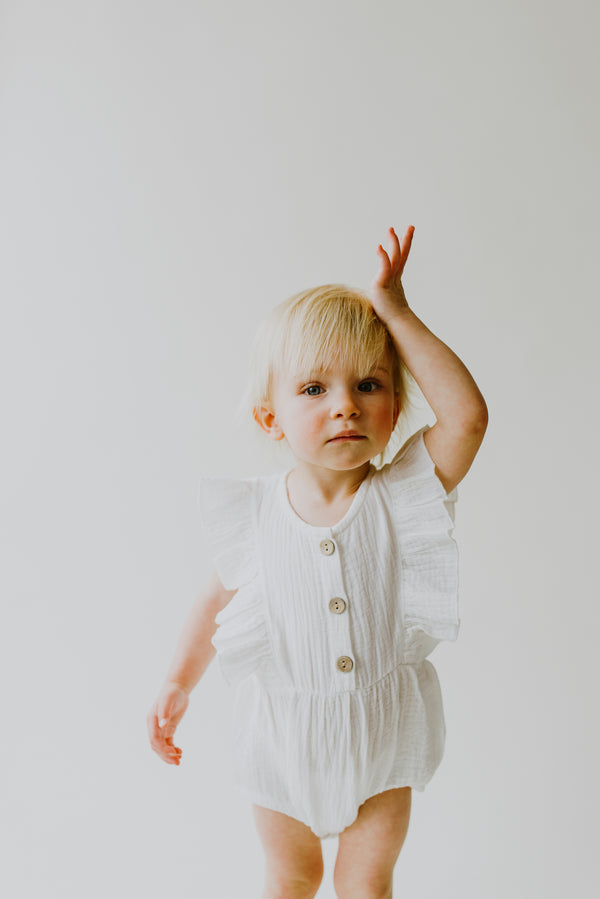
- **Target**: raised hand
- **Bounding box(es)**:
[369,225,415,324]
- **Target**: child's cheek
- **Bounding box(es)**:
[296,412,322,445]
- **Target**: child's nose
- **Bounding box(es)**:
[331,387,360,416]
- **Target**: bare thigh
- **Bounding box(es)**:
[333,787,412,899]
[253,804,324,898]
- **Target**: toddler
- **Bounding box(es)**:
[147,225,488,899]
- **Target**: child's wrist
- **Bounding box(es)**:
[165,678,193,695]
[385,305,416,326]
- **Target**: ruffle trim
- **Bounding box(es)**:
[198,475,271,687]
[211,583,271,687]
[384,425,460,660]
[197,476,258,591]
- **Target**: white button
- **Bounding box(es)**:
[319,539,335,556]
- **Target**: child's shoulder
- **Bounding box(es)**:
[379,425,433,480]
[197,473,267,592]
[197,470,281,520]
[377,424,458,504]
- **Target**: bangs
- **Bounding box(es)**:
[273,285,394,386]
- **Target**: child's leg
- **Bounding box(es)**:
[333,787,412,899]
[253,804,324,899]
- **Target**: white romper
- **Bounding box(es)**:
[198,425,459,840]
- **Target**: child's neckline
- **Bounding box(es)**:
[278,464,375,533]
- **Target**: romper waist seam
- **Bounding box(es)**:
[258,658,431,698]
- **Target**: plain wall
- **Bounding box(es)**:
[1,1,599,896]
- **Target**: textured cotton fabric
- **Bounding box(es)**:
[197,424,459,839]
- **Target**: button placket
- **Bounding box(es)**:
[317,531,356,689]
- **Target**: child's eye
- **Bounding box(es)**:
[303,385,323,396]
[358,380,379,392]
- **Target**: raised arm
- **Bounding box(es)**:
[146,570,237,765]
[370,226,488,494]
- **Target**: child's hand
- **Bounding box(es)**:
[147,682,189,766]
[369,225,415,324]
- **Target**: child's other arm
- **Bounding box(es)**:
[147,570,236,765]
[163,568,236,693]
[370,226,488,493]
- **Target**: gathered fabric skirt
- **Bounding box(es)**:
[228,659,446,840]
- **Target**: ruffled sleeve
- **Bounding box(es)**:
[197,476,271,686]
[383,425,460,663]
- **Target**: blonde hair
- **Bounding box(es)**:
[236,284,419,467]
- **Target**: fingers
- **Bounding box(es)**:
[400,225,415,267]
[147,686,189,765]
[387,225,414,275]
[376,244,391,265]
[375,243,392,284]
[146,707,183,765]
[162,733,183,765]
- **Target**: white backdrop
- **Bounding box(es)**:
[2,1,599,896]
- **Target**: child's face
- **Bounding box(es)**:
[257,348,400,472]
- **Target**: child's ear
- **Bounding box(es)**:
[253,403,285,441]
